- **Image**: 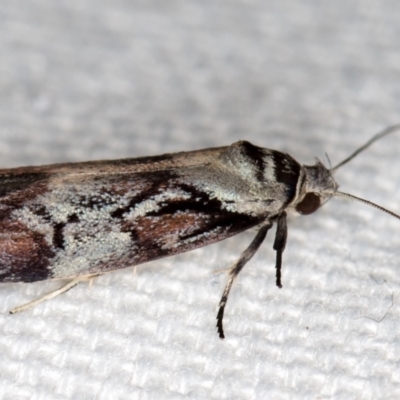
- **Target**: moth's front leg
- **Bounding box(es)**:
[216,219,273,339]
[273,211,287,289]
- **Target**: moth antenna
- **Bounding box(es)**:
[324,152,332,169]
[335,191,400,221]
[332,124,400,171]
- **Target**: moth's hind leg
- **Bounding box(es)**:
[9,274,101,314]
[216,220,272,339]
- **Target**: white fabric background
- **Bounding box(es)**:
[1,1,400,399]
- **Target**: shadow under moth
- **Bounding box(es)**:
[1,125,399,338]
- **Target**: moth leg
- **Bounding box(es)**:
[88,277,94,289]
[212,267,231,274]
[273,211,287,289]
[9,274,101,314]
[216,221,272,339]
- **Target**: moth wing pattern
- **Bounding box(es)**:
[0,141,288,283]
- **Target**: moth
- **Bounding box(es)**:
[1,125,399,339]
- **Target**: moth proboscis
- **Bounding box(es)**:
[1,125,400,339]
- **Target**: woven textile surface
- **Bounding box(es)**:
[1,2,400,399]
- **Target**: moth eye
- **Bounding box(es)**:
[296,192,321,215]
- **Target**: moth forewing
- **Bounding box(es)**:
[2,124,400,339]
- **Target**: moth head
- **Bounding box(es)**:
[295,124,400,222]
[295,160,337,215]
